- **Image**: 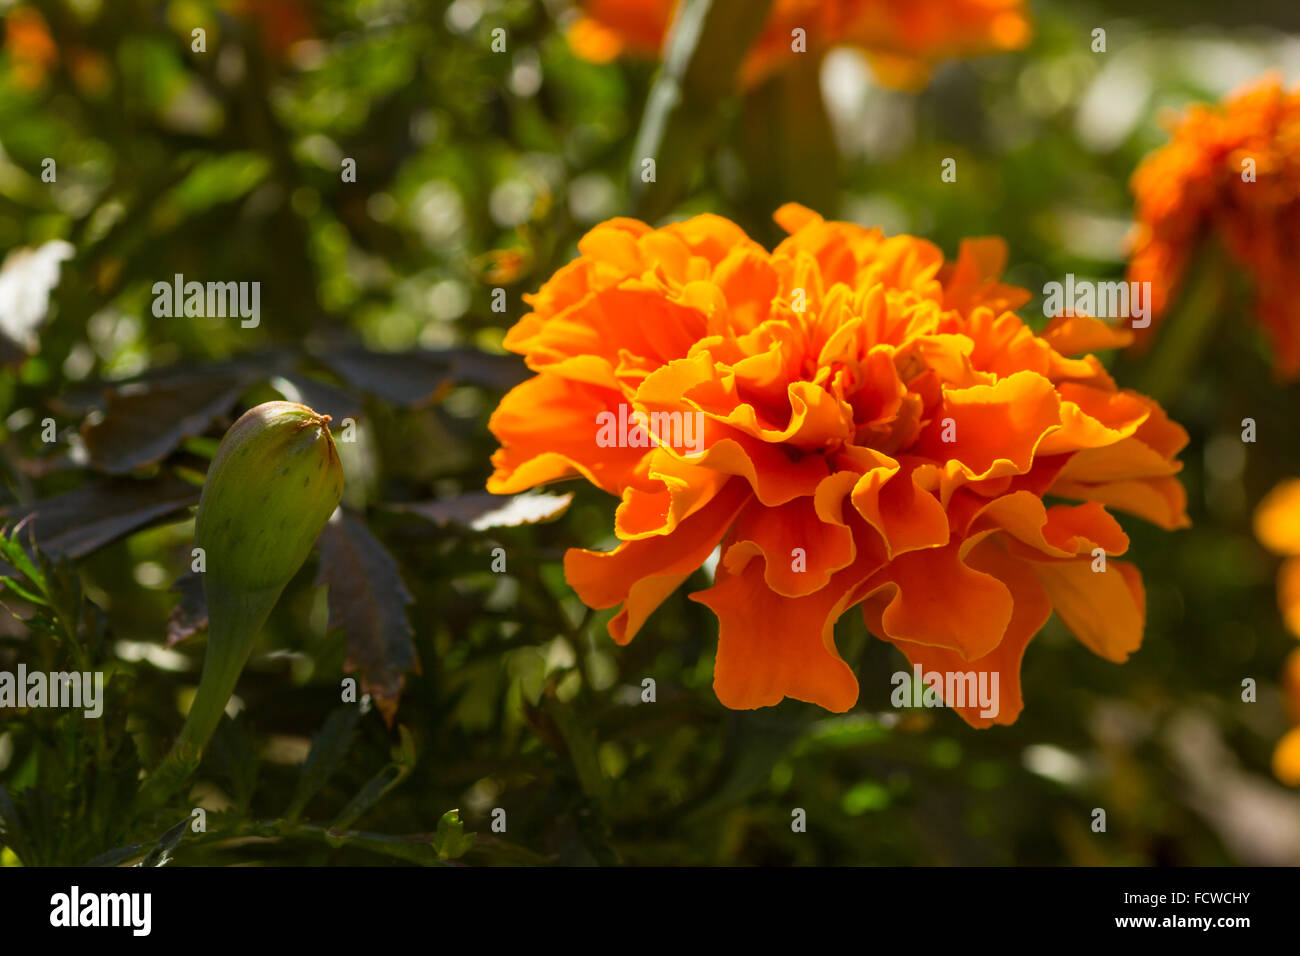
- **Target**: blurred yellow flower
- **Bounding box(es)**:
[1256,482,1300,788]
[1254,478,1300,637]
[1273,649,1300,787]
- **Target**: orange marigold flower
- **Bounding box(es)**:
[1127,77,1300,377]
[567,0,1031,91]
[488,204,1188,726]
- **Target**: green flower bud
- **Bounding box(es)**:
[139,402,343,809]
[196,401,344,597]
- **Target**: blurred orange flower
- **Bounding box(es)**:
[4,5,58,90]
[1273,649,1300,786]
[488,203,1188,726]
[227,0,315,60]
[1128,78,1300,377]
[568,0,1031,90]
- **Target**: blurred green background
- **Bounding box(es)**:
[2,0,1299,866]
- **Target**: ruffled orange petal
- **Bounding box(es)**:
[565,479,751,645]
[613,450,732,539]
[971,493,1129,559]
[869,538,1051,727]
[1028,557,1146,662]
[915,370,1061,484]
[488,373,647,495]
[864,533,1012,659]
[1042,313,1134,355]
[941,238,1031,315]
[723,476,856,597]
[1035,383,1151,456]
[693,538,887,711]
[846,449,950,558]
[1050,475,1189,531]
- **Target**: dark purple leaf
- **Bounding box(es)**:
[165,569,208,647]
[390,491,573,530]
[318,347,526,407]
[315,511,417,725]
[81,370,258,473]
[50,355,279,416]
[446,349,529,391]
[270,372,364,423]
[0,475,199,559]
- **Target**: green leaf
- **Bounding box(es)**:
[206,715,260,814]
[432,809,475,861]
[685,711,814,820]
[140,817,190,868]
[285,707,362,823]
[0,528,48,597]
[83,842,152,867]
[0,575,47,607]
[541,695,611,808]
[328,732,415,832]
[0,787,34,866]
[167,152,272,216]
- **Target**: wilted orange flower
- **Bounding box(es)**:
[488,203,1188,727]
[568,0,1031,91]
[1128,78,1300,377]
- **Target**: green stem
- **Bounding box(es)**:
[134,583,279,814]
[1137,244,1229,405]
[630,0,774,221]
